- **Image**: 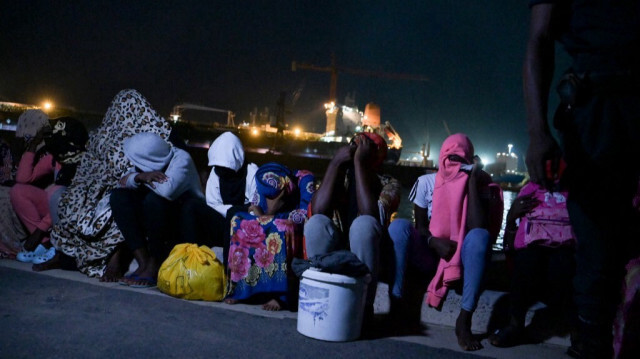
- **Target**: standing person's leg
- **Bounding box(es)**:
[349,215,382,314]
[490,245,544,347]
[303,214,342,257]
[562,96,640,358]
[10,183,52,250]
[457,227,491,351]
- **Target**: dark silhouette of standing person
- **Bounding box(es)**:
[524,1,640,357]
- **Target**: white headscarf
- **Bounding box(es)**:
[15,109,49,139]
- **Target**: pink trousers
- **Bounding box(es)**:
[9,183,63,243]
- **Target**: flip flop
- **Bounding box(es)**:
[118,274,139,286]
[489,325,524,347]
[128,277,157,288]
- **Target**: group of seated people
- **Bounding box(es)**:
[2,89,636,355]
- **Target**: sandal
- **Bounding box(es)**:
[489,325,525,347]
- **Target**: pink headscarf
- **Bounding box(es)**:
[426,133,474,309]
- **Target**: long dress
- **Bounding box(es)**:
[50,89,172,277]
[225,164,315,302]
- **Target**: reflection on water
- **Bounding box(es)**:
[395,187,517,251]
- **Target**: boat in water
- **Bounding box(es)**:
[170,100,403,165]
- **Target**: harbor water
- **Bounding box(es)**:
[395,187,517,251]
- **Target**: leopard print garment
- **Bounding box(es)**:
[50,89,171,277]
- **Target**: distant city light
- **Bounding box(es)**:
[293,127,301,137]
[251,128,259,136]
[171,114,179,122]
[42,101,53,111]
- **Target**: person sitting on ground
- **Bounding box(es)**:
[303,132,401,325]
[225,162,315,311]
[424,133,503,351]
[179,131,258,264]
[489,170,577,350]
[44,117,88,227]
[11,117,88,266]
[0,110,49,258]
[110,132,203,288]
[42,89,174,279]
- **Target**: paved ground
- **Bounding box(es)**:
[0,260,569,358]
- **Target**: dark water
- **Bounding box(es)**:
[395,187,517,251]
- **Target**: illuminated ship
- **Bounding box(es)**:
[170,100,403,165]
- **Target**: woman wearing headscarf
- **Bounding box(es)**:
[179,131,259,264]
[0,109,49,258]
[426,133,503,351]
[109,132,203,287]
[40,90,173,280]
[226,161,315,310]
[10,117,87,264]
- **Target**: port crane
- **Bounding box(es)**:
[291,53,429,103]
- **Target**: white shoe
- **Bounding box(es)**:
[16,244,47,263]
[32,247,56,265]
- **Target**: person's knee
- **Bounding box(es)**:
[109,188,131,209]
[463,228,491,256]
[304,214,339,255]
[142,191,171,213]
[388,218,412,246]
[350,215,382,248]
[9,183,30,203]
[304,214,333,238]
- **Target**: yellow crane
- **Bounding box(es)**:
[291,53,429,103]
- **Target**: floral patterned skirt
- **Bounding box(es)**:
[226,213,303,302]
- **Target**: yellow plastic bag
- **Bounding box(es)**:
[157,243,226,301]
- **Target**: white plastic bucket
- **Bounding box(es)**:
[297,268,371,342]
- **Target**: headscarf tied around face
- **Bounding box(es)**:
[253,162,315,223]
[353,132,387,169]
[437,133,474,181]
[45,117,88,165]
[256,162,296,200]
[426,133,475,309]
[15,109,50,140]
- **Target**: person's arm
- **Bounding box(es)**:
[503,192,539,250]
[353,134,379,217]
[310,145,353,216]
[524,3,562,189]
[15,152,55,183]
[151,151,194,201]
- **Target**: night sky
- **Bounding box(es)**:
[0,1,570,166]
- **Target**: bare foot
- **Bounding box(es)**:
[32,252,62,272]
[100,246,132,282]
[455,309,483,351]
[262,299,282,311]
[224,298,239,305]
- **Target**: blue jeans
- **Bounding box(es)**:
[460,228,491,312]
[388,219,490,312]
